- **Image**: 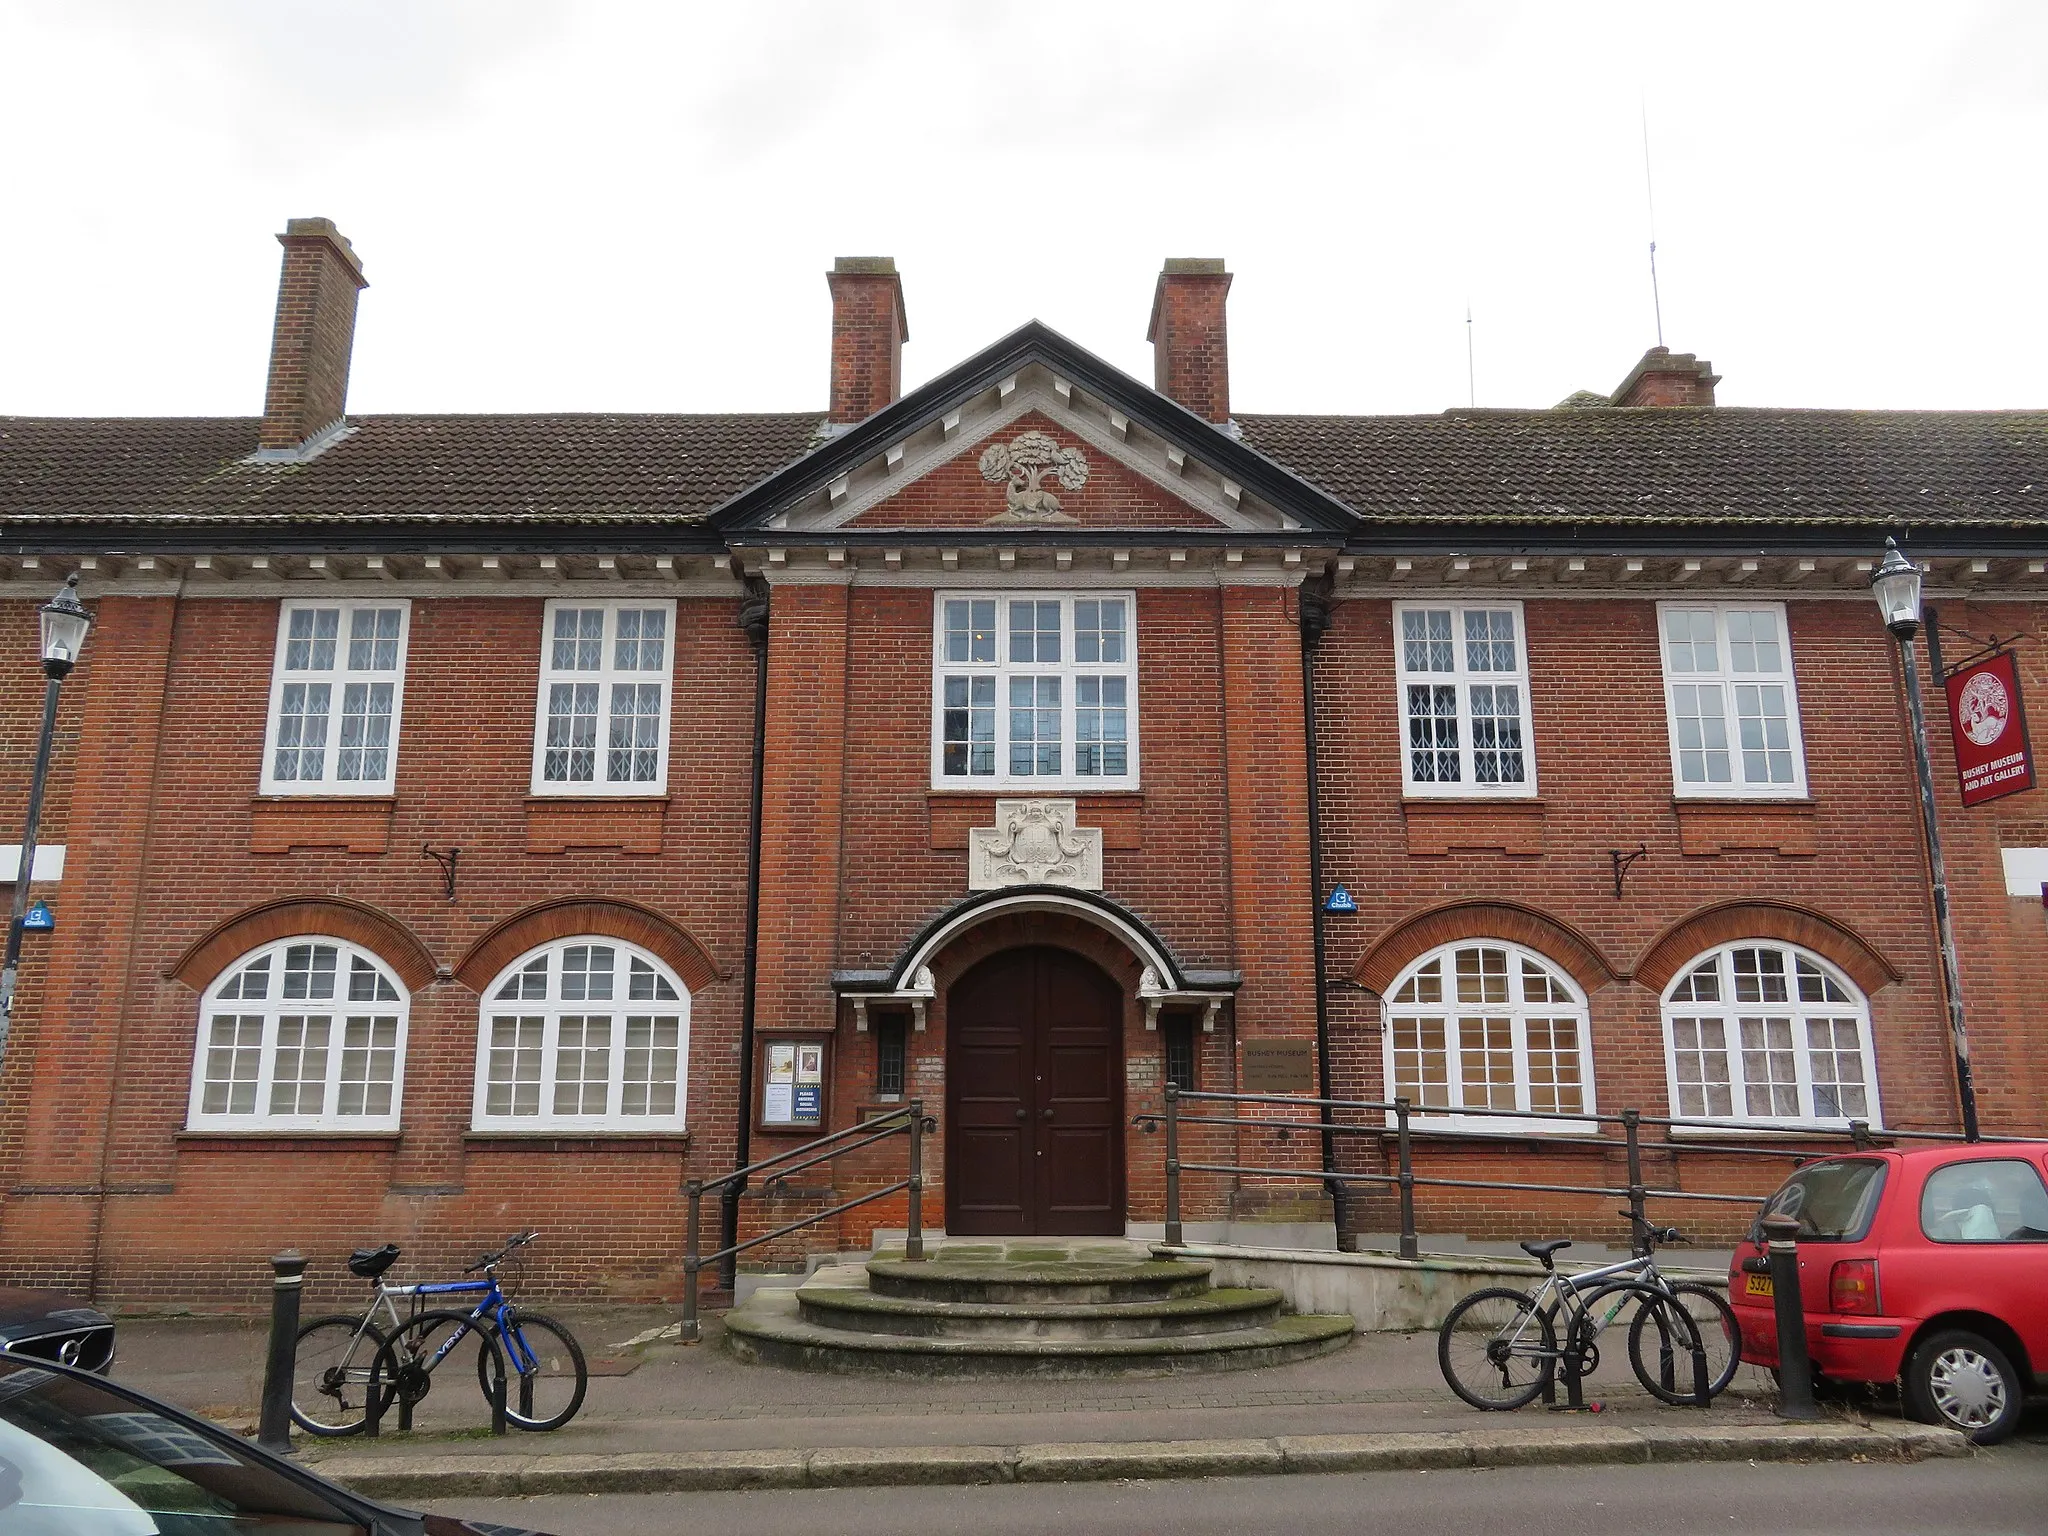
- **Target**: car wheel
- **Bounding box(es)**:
[1903,1328,2025,1445]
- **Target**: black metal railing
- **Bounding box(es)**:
[1143,1085,2032,1261]
[680,1100,930,1341]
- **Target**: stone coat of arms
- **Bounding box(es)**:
[979,431,1089,522]
[968,798,1104,891]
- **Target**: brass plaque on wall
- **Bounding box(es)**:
[1240,1039,1315,1093]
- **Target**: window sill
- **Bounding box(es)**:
[1401,798,1546,856]
[524,796,669,854]
[928,791,1144,851]
[1393,1117,1600,1139]
[176,1129,401,1145]
[1660,1122,1880,1140]
[464,1130,690,1149]
[1670,798,1818,856]
[248,797,395,855]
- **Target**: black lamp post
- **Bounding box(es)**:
[1871,538,1980,1142]
[0,574,93,1071]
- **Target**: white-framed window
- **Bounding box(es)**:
[1382,941,1594,1131]
[1658,603,1807,798]
[1394,602,1537,796]
[1660,942,1880,1129]
[186,938,408,1131]
[260,601,411,795]
[472,939,690,1131]
[530,600,676,795]
[931,592,1139,790]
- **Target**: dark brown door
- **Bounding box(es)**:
[946,947,1125,1236]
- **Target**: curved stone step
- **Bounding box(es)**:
[796,1283,1286,1340]
[724,1289,1354,1377]
[865,1257,1213,1307]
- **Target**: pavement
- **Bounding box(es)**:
[102,1303,2015,1495]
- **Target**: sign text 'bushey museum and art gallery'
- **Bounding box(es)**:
[1,223,2046,1304]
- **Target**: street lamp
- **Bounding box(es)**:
[1870,538,1980,1141]
[0,574,93,1070]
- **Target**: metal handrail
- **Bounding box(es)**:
[679,1100,930,1343]
[1155,1083,2044,1260]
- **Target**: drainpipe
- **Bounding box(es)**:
[1298,575,1352,1250]
[722,576,771,1290]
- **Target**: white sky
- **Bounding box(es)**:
[3,1,2044,419]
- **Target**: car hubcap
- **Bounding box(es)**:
[1930,1347,2004,1429]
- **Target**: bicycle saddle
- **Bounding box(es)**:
[1519,1238,1572,1265]
[347,1243,400,1279]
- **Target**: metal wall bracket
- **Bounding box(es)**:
[422,844,459,901]
[1609,844,1648,901]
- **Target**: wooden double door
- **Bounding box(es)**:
[945,946,1126,1236]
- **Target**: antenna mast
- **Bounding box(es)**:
[1465,305,1476,408]
[1641,97,1664,347]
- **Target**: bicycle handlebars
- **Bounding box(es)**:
[1618,1208,1683,1247]
[465,1228,540,1273]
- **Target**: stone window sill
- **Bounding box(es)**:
[463,1131,691,1150]
[249,797,395,855]
[175,1129,401,1146]
[1401,798,1546,856]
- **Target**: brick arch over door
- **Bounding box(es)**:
[1352,900,1619,997]
[168,897,438,993]
[454,898,723,995]
[1633,901,1900,997]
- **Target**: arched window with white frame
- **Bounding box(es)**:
[188,938,408,1131]
[1382,941,1594,1131]
[1661,942,1879,1128]
[473,939,689,1131]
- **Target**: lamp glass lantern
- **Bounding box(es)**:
[1870,538,1923,639]
[38,575,92,678]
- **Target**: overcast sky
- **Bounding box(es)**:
[4,2,2044,419]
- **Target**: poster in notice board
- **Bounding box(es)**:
[1944,649,2035,807]
[761,1038,827,1130]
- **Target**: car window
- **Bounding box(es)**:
[1920,1158,2048,1243]
[1753,1157,1888,1242]
[0,1361,369,1535]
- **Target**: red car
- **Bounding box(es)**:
[1730,1141,2048,1444]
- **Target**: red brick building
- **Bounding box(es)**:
[1,221,2043,1307]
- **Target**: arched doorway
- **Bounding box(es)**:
[945,946,1126,1236]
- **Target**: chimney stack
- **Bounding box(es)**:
[1611,346,1719,408]
[826,257,909,425]
[1147,258,1233,423]
[260,218,368,451]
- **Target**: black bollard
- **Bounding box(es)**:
[257,1251,308,1453]
[1760,1215,1819,1421]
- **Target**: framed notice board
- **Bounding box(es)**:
[758,1036,831,1134]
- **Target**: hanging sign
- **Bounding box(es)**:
[20,899,53,932]
[1323,884,1358,915]
[1944,650,2034,807]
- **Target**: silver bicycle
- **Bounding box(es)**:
[1437,1213,1741,1411]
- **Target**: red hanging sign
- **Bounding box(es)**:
[1944,649,2034,807]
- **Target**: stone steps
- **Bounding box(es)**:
[721,1243,1355,1377]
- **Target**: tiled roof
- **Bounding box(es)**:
[1237,408,2048,529]
[0,413,825,527]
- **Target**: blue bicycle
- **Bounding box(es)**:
[290,1230,587,1435]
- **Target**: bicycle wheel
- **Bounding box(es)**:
[290,1314,387,1437]
[1438,1287,1557,1411]
[478,1309,588,1431]
[370,1310,502,1433]
[1629,1282,1740,1405]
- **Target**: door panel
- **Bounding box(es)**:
[946,947,1124,1236]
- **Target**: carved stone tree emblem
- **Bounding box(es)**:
[979,430,1089,522]
[969,799,1104,891]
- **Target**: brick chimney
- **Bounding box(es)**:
[826,257,909,425]
[260,218,368,451]
[1147,258,1233,423]
[1611,346,1719,408]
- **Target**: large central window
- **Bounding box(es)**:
[931,592,1139,790]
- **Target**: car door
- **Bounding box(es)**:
[1914,1151,2048,1376]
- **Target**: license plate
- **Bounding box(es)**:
[1745,1272,1774,1298]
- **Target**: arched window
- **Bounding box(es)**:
[473,939,689,1131]
[188,938,408,1131]
[1661,942,1879,1127]
[1382,942,1593,1130]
